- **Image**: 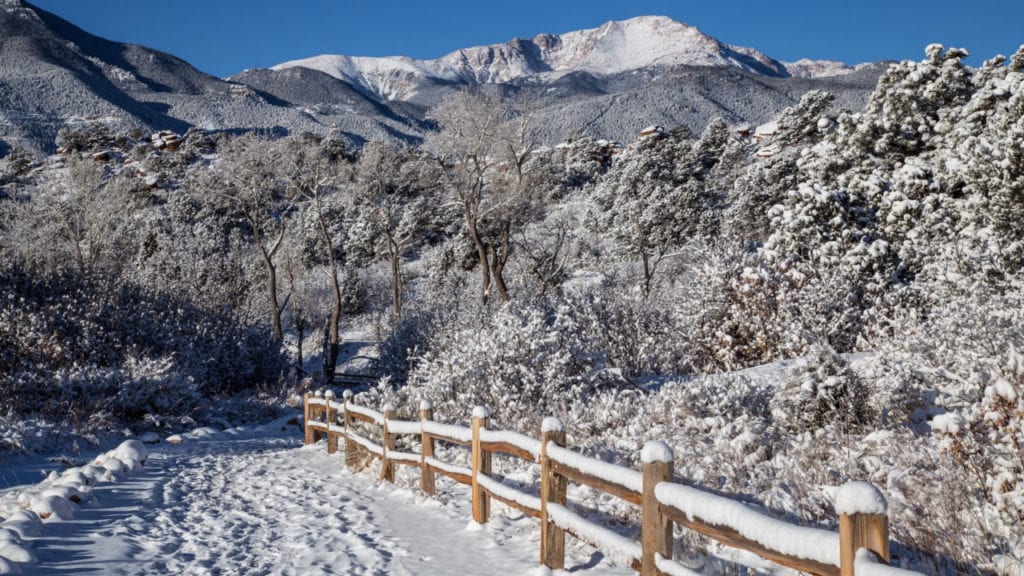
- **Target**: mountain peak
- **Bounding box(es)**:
[270,15,811,100]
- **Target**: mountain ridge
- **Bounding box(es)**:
[267,15,860,102]
[1,3,879,153]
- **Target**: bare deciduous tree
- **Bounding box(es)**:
[284,134,353,385]
[202,134,294,341]
[428,90,540,303]
[351,142,441,321]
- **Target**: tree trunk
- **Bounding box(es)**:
[321,316,340,386]
[467,221,491,303]
[322,262,342,385]
[296,319,304,373]
[388,236,402,321]
[286,262,305,374]
[262,248,283,341]
[642,250,654,295]
[490,222,512,302]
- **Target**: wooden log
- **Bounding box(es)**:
[840,513,888,576]
[641,442,673,576]
[381,403,398,483]
[425,460,473,486]
[325,390,338,454]
[554,518,643,573]
[478,485,542,519]
[303,392,313,445]
[420,400,435,496]
[548,460,643,506]
[346,411,380,425]
[659,505,840,576]
[471,407,492,524]
[480,441,536,462]
[540,417,567,570]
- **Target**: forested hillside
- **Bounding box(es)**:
[1,45,1022,573]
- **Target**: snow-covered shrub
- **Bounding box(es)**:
[862,276,1024,566]
[568,287,691,379]
[405,299,604,431]
[0,265,286,439]
[770,344,871,433]
[935,349,1024,541]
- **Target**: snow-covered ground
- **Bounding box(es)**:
[1,425,634,575]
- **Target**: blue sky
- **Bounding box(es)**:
[30,0,1024,77]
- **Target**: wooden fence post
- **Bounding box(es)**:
[540,416,567,570]
[324,389,337,454]
[471,406,492,524]
[381,402,398,483]
[641,441,674,576]
[313,389,325,442]
[419,399,435,496]
[837,481,889,576]
[343,390,356,470]
[303,392,313,445]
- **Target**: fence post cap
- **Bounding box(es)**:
[314,389,324,398]
[541,417,564,433]
[419,399,434,411]
[472,406,491,419]
[342,389,353,400]
[383,402,397,413]
[835,480,887,515]
[324,389,335,400]
[641,440,674,464]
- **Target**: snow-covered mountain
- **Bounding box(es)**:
[0,2,882,153]
[270,16,856,101]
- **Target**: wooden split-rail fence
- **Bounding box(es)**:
[303,390,921,576]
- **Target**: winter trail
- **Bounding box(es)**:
[20,433,575,575]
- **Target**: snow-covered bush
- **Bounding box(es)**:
[405,299,605,430]
[861,276,1024,567]
[0,265,286,448]
[770,344,871,433]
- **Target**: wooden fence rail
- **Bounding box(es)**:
[301,392,922,576]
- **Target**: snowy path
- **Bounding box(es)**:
[17,433,630,575]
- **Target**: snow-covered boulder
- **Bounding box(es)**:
[139,432,161,444]
[0,543,36,564]
[0,528,23,546]
[191,427,221,439]
[54,469,91,488]
[30,494,74,521]
[80,464,107,485]
[116,456,142,473]
[40,485,90,505]
[98,456,126,475]
[113,439,148,464]
[0,555,23,574]
[0,511,41,538]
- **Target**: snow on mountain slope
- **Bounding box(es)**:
[784,58,860,78]
[272,15,853,101]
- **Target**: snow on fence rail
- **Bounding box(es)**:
[302,392,920,576]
